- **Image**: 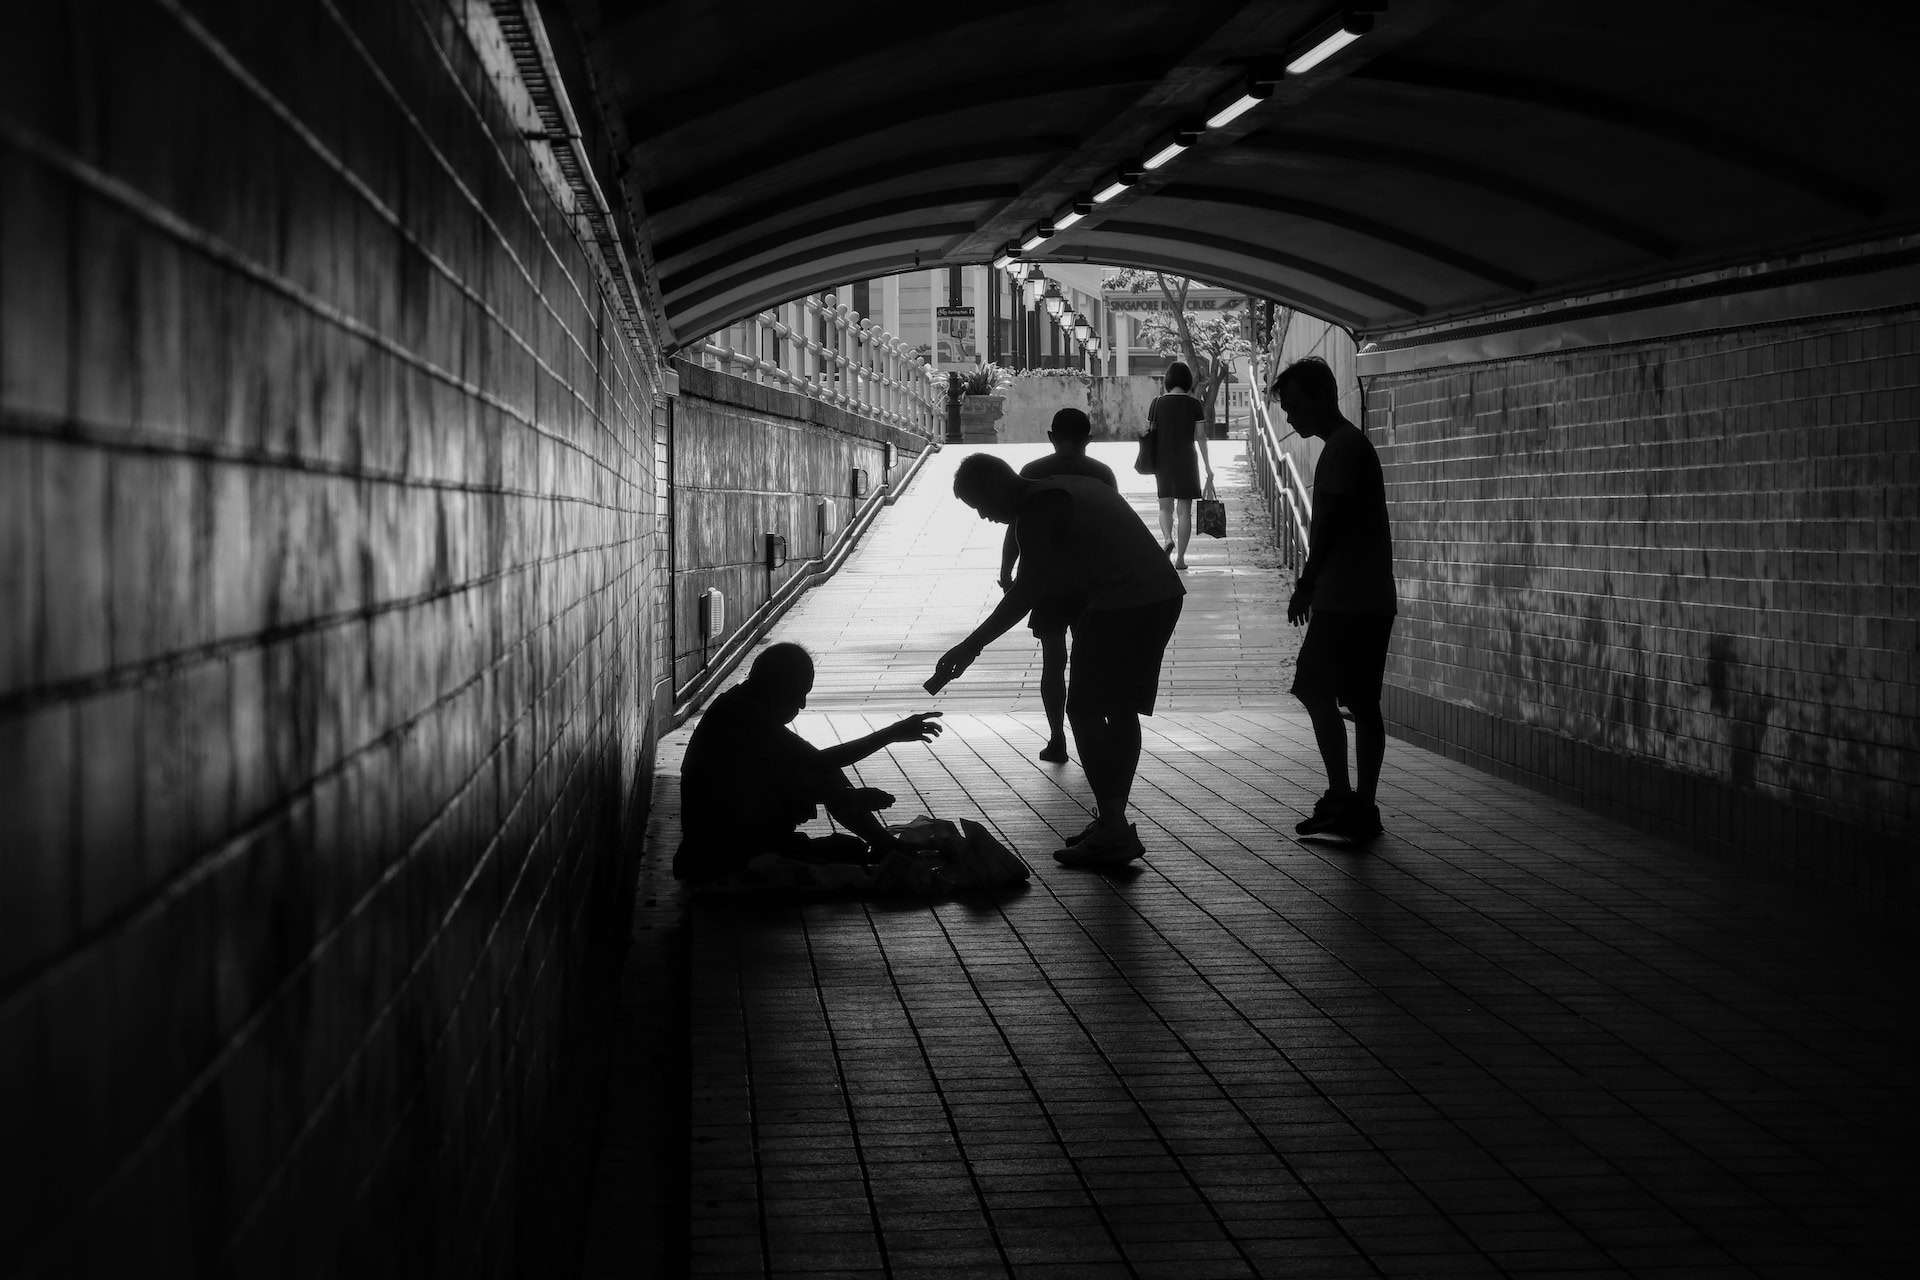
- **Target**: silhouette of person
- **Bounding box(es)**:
[1000,407,1119,764]
[1150,360,1215,570]
[673,642,944,883]
[1268,357,1397,842]
[934,454,1184,868]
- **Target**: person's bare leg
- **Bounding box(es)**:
[1352,699,1384,804]
[1158,497,1175,551]
[1038,630,1068,760]
[1069,702,1141,830]
[1297,687,1351,797]
[1174,500,1193,568]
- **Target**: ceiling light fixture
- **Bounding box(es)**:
[992,247,1018,270]
[1136,130,1198,171]
[1052,200,1096,231]
[1021,224,1054,252]
[1093,170,1141,203]
[1286,8,1375,75]
[1205,80,1273,129]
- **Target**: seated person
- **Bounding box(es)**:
[673,642,943,883]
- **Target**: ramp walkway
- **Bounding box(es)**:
[586,443,1901,1280]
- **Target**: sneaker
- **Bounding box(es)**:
[1038,739,1070,764]
[1295,791,1352,836]
[1053,822,1144,868]
[1328,800,1383,843]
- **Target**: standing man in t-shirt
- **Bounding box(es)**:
[1000,407,1120,765]
[933,453,1185,868]
[1268,357,1397,842]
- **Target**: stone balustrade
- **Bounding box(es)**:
[694,297,943,434]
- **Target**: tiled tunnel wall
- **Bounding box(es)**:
[669,359,931,698]
[1371,307,1919,892]
[1,1,660,1275]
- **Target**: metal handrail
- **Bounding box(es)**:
[1242,357,1311,570]
[692,297,943,436]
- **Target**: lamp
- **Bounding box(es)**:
[1021,224,1054,252]
[1286,8,1375,75]
[1044,285,1065,318]
[1143,129,1202,170]
[1205,79,1274,129]
[852,466,869,497]
[992,247,1017,270]
[1094,168,1143,203]
[1052,201,1096,231]
[1073,318,1091,342]
[1025,276,1046,307]
[764,532,788,571]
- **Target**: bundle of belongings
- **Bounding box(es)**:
[677,815,1031,898]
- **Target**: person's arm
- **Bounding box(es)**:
[999,524,1019,589]
[1196,412,1215,486]
[817,711,945,769]
[932,578,1039,683]
[932,493,1067,683]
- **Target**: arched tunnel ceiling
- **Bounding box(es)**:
[557,0,1920,347]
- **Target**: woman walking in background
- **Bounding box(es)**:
[1150,361,1214,570]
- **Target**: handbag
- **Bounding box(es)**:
[1133,425,1158,475]
[1196,480,1226,539]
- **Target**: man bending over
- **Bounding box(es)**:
[934,454,1184,868]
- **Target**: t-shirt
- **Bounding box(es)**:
[1015,476,1185,614]
[1309,423,1396,616]
[675,683,840,879]
[1019,451,1118,489]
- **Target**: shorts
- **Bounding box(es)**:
[1292,612,1394,707]
[1068,596,1183,716]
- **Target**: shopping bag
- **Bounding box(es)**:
[1196,481,1226,538]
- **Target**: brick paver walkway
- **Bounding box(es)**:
[585,443,1903,1280]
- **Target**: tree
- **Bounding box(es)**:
[1104,268,1250,425]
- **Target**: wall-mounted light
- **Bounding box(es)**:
[1286,8,1375,75]
[764,532,788,572]
[817,500,837,540]
[1143,129,1202,170]
[883,441,896,473]
[699,587,726,641]
[852,466,869,497]
[1021,224,1054,252]
[1205,79,1274,129]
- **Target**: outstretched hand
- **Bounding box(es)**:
[850,786,897,811]
[929,642,978,691]
[884,712,944,744]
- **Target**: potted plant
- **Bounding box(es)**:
[954,364,1012,442]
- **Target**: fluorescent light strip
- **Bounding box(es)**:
[1021,231,1049,251]
[1053,210,1084,230]
[1206,93,1263,129]
[1093,179,1131,203]
[1286,27,1361,74]
[1143,140,1187,170]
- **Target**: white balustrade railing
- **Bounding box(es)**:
[694,297,943,435]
